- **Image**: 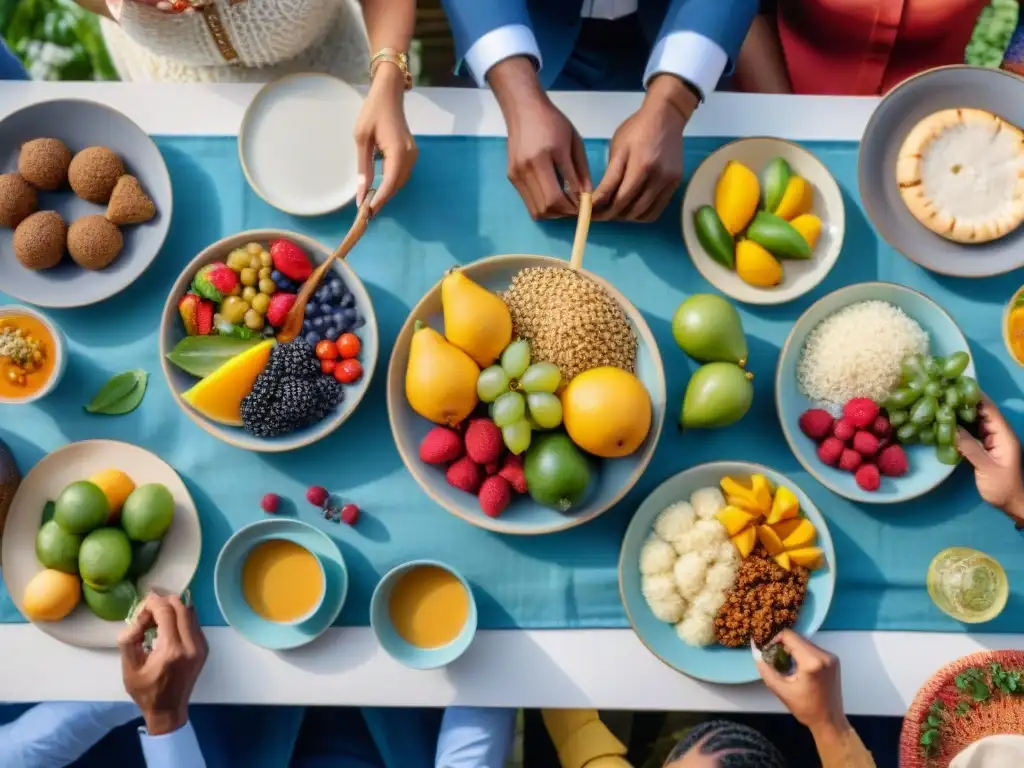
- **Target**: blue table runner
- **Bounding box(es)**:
[1,135,1022,634]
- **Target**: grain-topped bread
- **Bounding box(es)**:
[896,108,1024,244]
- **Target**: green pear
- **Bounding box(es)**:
[671,294,748,366]
[681,362,754,429]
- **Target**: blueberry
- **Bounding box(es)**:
[332,312,345,329]
[342,307,357,324]
[329,279,344,297]
[317,303,332,317]
[270,270,284,283]
[340,293,355,308]
[351,315,365,331]
[315,287,330,303]
[312,316,326,330]
[324,326,340,342]
[302,319,312,332]
[304,331,321,347]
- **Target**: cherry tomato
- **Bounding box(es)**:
[315,340,338,360]
[336,333,361,360]
[333,358,363,384]
[320,359,337,375]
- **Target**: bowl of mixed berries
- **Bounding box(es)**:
[159,230,377,452]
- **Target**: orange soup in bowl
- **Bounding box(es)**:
[241,539,325,624]
[0,313,57,401]
[388,565,470,649]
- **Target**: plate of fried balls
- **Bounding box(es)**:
[0,99,172,308]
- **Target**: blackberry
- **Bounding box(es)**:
[269,338,320,379]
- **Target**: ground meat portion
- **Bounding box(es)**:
[714,551,810,648]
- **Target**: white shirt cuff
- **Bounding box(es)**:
[138,720,206,768]
[463,24,542,87]
[643,31,729,100]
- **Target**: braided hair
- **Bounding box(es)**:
[665,720,788,768]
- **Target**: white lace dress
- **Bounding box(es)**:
[100,0,370,84]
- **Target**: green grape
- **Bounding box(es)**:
[956,375,982,407]
[919,427,936,445]
[527,392,563,429]
[925,356,945,379]
[901,354,926,381]
[897,423,919,443]
[923,379,942,398]
[957,405,977,424]
[502,419,532,455]
[943,386,961,409]
[942,351,970,379]
[935,422,955,447]
[907,377,927,396]
[887,409,909,428]
[520,362,561,393]
[500,340,532,379]
[909,396,938,427]
[935,445,962,466]
[884,388,920,410]
[493,391,526,427]
[935,404,956,425]
[477,366,510,403]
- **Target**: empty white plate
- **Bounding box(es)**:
[239,73,365,216]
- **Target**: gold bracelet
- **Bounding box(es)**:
[369,48,412,91]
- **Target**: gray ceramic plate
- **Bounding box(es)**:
[0,99,172,307]
[858,66,1024,277]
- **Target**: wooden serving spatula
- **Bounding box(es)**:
[276,190,375,344]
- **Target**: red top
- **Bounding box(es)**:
[777,0,990,95]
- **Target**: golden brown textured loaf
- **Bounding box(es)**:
[68,146,125,204]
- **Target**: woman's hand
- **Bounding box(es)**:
[958,395,1024,524]
[756,630,846,734]
[354,64,417,212]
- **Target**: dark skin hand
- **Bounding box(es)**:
[593,74,697,223]
[489,56,591,220]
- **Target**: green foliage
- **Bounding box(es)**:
[924,664,1024,758]
[1,0,117,80]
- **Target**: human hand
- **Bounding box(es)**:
[592,74,694,222]
[756,630,846,734]
[119,594,208,736]
[957,395,1024,523]
[354,64,417,212]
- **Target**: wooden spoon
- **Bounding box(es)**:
[569,191,593,271]
[276,190,375,344]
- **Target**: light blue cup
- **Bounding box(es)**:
[619,462,836,685]
[370,559,478,670]
[214,518,347,650]
[776,282,975,504]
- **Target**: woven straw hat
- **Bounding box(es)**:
[900,649,1024,767]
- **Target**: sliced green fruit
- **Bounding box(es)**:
[761,156,792,213]
[128,539,164,580]
[166,336,264,379]
[693,205,735,269]
[745,211,811,260]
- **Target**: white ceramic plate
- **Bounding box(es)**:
[239,73,365,216]
[682,137,845,305]
[1,440,202,648]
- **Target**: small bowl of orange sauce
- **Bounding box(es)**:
[1004,286,1024,367]
[0,305,66,404]
[370,560,478,670]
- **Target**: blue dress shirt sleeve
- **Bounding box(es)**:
[440,1,536,84]
[463,26,542,88]
[139,720,207,768]
[0,701,140,768]
[435,707,517,768]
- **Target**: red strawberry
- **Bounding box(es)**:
[832,418,855,442]
[478,475,512,518]
[191,262,238,301]
[838,449,862,473]
[446,457,482,494]
[418,426,463,465]
[852,430,880,457]
[798,409,834,441]
[854,463,881,491]
[270,239,313,282]
[266,292,296,328]
[178,293,200,335]
[877,444,909,477]
[195,297,214,335]
[498,456,528,493]
[817,437,844,466]
[465,418,503,464]
[844,398,879,429]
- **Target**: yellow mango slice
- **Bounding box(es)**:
[774,552,792,571]
[769,518,804,542]
[735,240,783,288]
[750,475,774,514]
[731,527,757,558]
[773,176,813,221]
[714,160,760,235]
[765,485,800,525]
[781,519,817,550]
[720,476,771,517]
[715,506,757,537]
[757,525,785,556]
[788,547,825,570]
[789,213,822,250]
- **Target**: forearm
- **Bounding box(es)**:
[73,0,114,20]
[733,14,792,93]
[361,0,415,52]
[488,56,546,117]
[811,720,877,768]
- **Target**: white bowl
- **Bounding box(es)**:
[0,305,67,404]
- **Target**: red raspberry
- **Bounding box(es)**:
[838,449,863,473]
[871,414,892,439]
[852,430,880,457]
[877,444,909,477]
[418,426,463,465]
[464,418,504,465]
[844,398,879,429]
[446,457,483,494]
[817,437,844,466]
[260,493,281,514]
[306,486,329,507]
[854,463,881,491]
[498,456,528,493]
[478,475,512,518]
[798,409,834,441]
[832,418,856,442]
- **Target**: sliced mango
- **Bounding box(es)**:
[750,474,773,513]
[789,213,822,250]
[715,506,757,537]
[720,475,772,516]
[769,518,803,542]
[774,552,792,571]
[788,547,825,570]
[780,519,817,550]
[765,485,800,525]
[715,160,760,235]
[731,527,757,558]
[773,176,813,220]
[757,525,785,556]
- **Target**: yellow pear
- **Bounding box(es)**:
[441,270,512,367]
[405,321,480,426]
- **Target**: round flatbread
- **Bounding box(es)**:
[896,108,1024,244]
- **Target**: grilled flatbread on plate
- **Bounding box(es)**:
[896,108,1024,244]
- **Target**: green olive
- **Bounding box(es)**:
[897,423,919,443]
[956,376,982,407]
[936,422,955,447]
[885,388,921,410]
[910,395,939,427]
[935,445,962,466]
[935,405,956,425]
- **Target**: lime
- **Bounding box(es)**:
[35,520,83,575]
[128,539,163,580]
[78,527,132,589]
[83,580,138,621]
[54,481,110,535]
[121,484,175,542]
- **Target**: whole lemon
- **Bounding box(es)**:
[23,568,81,622]
[561,367,652,458]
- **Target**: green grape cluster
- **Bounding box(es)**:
[883,351,981,466]
[476,339,563,454]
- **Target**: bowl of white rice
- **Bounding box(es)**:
[618,461,836,685]
[776,282,974,503]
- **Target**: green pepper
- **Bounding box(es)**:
[957,376,982,406]
[936,422,956,447]
[919,427,936,445]
[943,386,961,409]
[897,423,919,443]
[924,380,943,398]
[935,405,956,425]
[942,351,970,379]
[910,395,939,427]
[887,409,909,428]
[885,388,921,410]
[936,445,962,466]
[957,405,977,424]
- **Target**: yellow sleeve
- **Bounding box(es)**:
[541,709,633,768]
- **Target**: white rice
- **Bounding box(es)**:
[641,573,679,603]
[673,551,709,600]
[673,519,728,556]
[690,586,728,617]
[653,502,696,543]
[676,610,717,647]
[639,536,677,576]
[705,561,740,594]
[796,300,929,406]
[690,487,727,520]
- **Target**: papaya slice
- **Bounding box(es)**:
[715,506,757,537]
[787,547,825,570]
[780,519,817,550]
[769,518,803,542]
[757,525,785,556]
[774,552,792,571]
[765,485,800,524]
[731,527,757,558]
[720,476,771,517]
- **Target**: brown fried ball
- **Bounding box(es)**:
[68,147,124,204]
[18,138,73,191]
[107,175,156,225]
[0,173,38,229]
[67,215,123,270]
[14,211,67,271]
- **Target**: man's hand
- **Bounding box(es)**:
[958,395,1024,524]
[489,57,591,220]
[756,630,847,734]
[593,74,695,223]
[119,594,208,736]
